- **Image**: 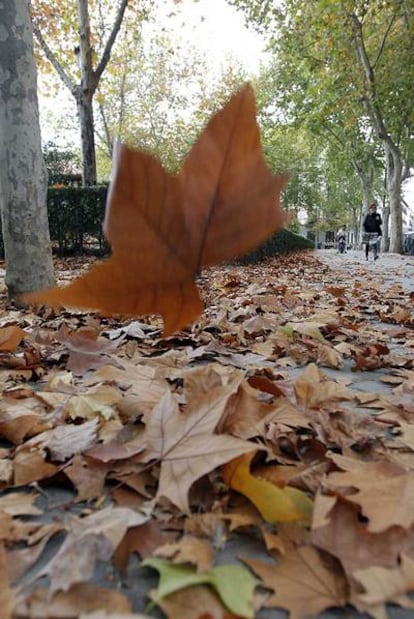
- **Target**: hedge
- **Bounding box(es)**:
[238,228,314,264]
[0,186,313,260]
[47,185,108,254]
[0,186,108,257]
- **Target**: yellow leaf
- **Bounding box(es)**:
[222,452,312,523]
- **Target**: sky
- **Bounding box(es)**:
[151,0,266,74]
[38,0,266,148]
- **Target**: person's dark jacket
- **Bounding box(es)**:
[363,212,382,236]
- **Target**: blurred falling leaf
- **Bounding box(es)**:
[23,84,288,334]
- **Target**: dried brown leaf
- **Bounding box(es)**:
[0,325,27,351]
[154,535,214,573]
[244,543,347,619]
[326,454,414,532]
[13,583,133,618]
[23,85,288,334]
[0,542,13,619]
[143,388,255,512]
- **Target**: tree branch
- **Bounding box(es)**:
[31,20,78,98]
[372,14,396,70]
[96,100,113,159]
[349,13,397,154]
[93,0,129,88]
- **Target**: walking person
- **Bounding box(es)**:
[362,202,382,260]
[336,227,346,254]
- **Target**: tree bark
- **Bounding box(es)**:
[0,0,55,298]
[350,12,406,254]
[77,92,97,185]
[77,0,97,185]
[385,142,404,253]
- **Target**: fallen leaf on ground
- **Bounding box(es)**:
[79,613,152,619]
[293,364,352,409]
[24,418,99,461]
[64,455,109,501]
[41,506,150,593]
[143,388,255,512]
[12,447,59,485]
[0,491,41,516]
[154,535,214,573]
[222,451,312,523]
[154,584,237,619]
[114,520,178,571]
[243,542,347,619]
[0,325,27,351]
[58,323,123,374]
[144,557,258,618]
[0,398,45,444]
[326,454,414,532]
[353,555,414,610]
[7,522,63,583]
[79,614,151,619]
[13,583,133,618]
[0,542,13,619]
[311,498,414,580]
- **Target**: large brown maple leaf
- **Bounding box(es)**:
[24,84,288,334]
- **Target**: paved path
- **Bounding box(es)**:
[316,248,414,292]
[302,250,414,400]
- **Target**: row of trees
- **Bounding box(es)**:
[232,0,414,252]
[1,0,413,298]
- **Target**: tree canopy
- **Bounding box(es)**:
[232,0,414,251]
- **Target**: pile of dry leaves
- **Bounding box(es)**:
[1,251,414,619]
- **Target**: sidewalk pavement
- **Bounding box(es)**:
[307,249,414,404]
[317,248,414,293]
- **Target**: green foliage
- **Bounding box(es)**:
[235,0,414,251]
[43,141,81,186]
[96,26,247,176]
[143,557,258,618]
[240,228,314,264]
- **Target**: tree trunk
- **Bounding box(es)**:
[0,0,55,298]
[355,168,373,247]
[350,13,407,254]
[385,142,403,253]
[77,0,97,185]
[77,93,97,185]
